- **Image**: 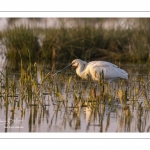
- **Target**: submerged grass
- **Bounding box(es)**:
[0,62,150,132]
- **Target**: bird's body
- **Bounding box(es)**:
[72,59,128,82]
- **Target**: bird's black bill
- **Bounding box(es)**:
[52,63,72,76]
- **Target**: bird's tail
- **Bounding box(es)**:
[120,69,128,80]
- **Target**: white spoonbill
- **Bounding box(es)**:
[54,59,128,82]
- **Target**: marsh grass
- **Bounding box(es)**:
[1,19,150,70]
[1,60,150,132]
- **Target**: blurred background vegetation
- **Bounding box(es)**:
[1,18,150,69]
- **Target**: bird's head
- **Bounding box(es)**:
[53,59,87,76]
[72,59,87,69]
[72,59,79,68]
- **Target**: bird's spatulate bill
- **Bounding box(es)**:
[53,63,72,76]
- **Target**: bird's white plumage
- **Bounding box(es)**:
[72,59,128,82]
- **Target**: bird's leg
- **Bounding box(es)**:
[91,80,98,99]
[92,85,97,99]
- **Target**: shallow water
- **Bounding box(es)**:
[0,64,150,132]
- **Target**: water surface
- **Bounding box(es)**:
[0,64,150,132]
